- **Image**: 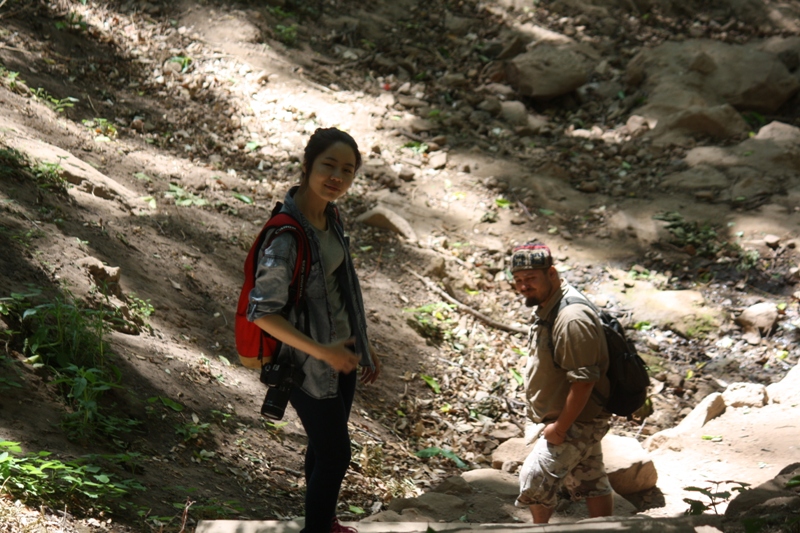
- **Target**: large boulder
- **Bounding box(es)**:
[507,43,596,99]
[626,39,800,144]
[767,363,800,405]
[627,39,799,113]
[602,434,659,495]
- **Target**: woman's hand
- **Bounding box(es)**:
[321,338,359,374]
[360,342,381,384]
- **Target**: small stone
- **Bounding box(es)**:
[763,234,781,249]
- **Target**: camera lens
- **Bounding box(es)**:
[261,386,291,420]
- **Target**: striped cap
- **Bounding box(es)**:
[511,242,553,272]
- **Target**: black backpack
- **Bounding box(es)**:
[539,294,650,418]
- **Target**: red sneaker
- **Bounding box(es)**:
[330,518,357,533]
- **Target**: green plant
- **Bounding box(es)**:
[33,159,68,191]
[736,249,760,271]
[128,294,154,325]
[30,87,78,113]
[168,55,193,73]
[166,497,244,520]
[5,290,110,369]
[267,5,293,18]
[403,141,428,155]
[82,118,118,141]
[176,417,211,443]
[164,183,208,207]
[53,364,129,439]
[0,68,23,91]
[742,111,767,129]
[210,410,232,426]
[0,147,28,179]
[415,446,467,468]
[0,354,22,391]
[0,290,141,439]
[404,302,456,344]
[55,11,88,32]
[11,228,45,248]
[0,148,67,192]
[0,441,145,512]
[683,480,750,515]
[653,212,757,268]
[275,24,298,45]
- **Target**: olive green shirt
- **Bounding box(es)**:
[524,283,611,424]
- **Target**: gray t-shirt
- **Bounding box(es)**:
[312,224,351,341]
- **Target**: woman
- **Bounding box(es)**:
[247,127,380,533]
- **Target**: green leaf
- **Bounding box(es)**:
[232,193,253,204]
[159,396,184,412]
[415,447,467,468]
[683,498,707,515]
[510,368,523,386]
[0,441,23,453]
[539,208,555,216]
[786,475,800,488]
[495,198,511,208]
[359,245,373,252]
[348,505,365,515]
[134,172,151,182]
[420,374,441,394]
[140,196,157,209]
[633,321,652,331]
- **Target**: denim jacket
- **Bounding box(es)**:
[246,187,372,399]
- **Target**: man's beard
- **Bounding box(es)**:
[523,277,553,307]
[525,296,542,307]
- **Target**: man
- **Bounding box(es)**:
[510,241,613,523]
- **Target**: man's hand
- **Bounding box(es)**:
[543,423,568,445]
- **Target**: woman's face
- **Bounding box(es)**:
[303,142,357,203]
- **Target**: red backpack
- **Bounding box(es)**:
[235,203,312,369]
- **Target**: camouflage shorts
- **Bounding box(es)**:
[516,418,612,508]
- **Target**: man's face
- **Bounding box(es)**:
[512,268,555,306]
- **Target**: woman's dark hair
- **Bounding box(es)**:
[301,127,362,183]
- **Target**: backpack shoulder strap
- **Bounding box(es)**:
[261,209,312,307]
[537,294,597,369]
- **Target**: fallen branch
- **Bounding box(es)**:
[403,265,528,336]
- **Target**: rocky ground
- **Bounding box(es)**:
[1,0,799,532]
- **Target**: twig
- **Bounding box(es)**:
[391,129,426,143]
[0,0,8,10]
[517,200,534,220]
[86,94,98,114]
[19,210,43,231]
[403,265,528,335]
[178,498,194,533]
[353,425,384,443]
[275,465,302,477]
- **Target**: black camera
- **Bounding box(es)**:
[259,360,305,420]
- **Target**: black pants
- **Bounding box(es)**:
[290,371,356,533]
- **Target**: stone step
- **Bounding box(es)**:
[196,517,718,533]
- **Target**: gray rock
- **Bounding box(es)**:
[722,382,768,408]
[507,44,594,99]
[356,206,418,242]
[602,434,659,495]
